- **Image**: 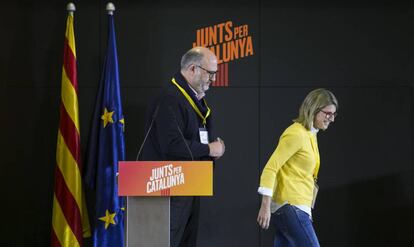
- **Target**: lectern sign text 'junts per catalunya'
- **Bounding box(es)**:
[118,161,213,196]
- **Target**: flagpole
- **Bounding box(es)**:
[106,2,115,15]
[103,4,125,246]
[84,1,126,245]
[52,2,91,246]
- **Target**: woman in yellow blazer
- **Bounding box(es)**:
[257,88,338,247]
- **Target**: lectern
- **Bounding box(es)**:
[118,161,213,247]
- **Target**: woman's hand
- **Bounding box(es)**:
[257,196,272,229]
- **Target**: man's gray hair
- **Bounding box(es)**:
[181,49,204,70]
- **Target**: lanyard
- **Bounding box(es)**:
[171,78,211,125]
[309,133,320,181]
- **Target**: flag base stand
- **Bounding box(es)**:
[125,197,170,247]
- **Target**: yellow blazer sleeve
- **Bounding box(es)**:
[259,129,303,194]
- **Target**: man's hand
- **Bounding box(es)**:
[257,196,272,230]
[208,138,225,158]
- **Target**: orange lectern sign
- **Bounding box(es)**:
[118,161,213,196]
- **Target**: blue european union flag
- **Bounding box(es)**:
[85,13,125,247]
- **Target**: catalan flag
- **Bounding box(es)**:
[84,7,126,246]
[51,4,91,247]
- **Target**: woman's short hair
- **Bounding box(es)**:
[294,88,338,130]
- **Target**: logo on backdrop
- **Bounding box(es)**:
[192,20,254,87]
[146,163,185,193]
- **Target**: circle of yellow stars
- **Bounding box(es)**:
[98,107,125,230]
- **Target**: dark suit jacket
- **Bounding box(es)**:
[141,72,215,162]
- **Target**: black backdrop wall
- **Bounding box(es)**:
[2,0,414,246]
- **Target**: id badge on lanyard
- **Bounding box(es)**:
[199,127,209,144]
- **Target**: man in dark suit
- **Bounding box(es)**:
[141,46,225,247]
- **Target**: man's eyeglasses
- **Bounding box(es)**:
[196,65,218,79]
[319,110,338,119]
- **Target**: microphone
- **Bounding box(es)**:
[168,106,194,161]
[135,104,160,161]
